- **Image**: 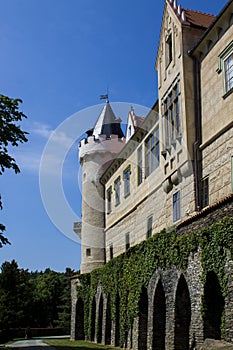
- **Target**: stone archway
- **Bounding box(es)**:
[97,293,103,343]
[90,296,96,341]
[203,271,224,340]
[105,297,111,345]
[174,274,191,350]
[152,279,166,350]
[75,298,85,340]
[138,286,148,350]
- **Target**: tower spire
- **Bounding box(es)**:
[93,99,124,139]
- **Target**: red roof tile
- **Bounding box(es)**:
[176,193,233,229]
[184,8,216,28]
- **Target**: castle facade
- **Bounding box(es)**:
[71,1,233,349]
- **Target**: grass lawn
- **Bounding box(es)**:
[44,338,120,350]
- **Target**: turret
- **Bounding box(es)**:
[76,100,125,274]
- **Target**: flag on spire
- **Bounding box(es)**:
[100,94,108,101]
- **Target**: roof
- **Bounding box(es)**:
[184,8,216,29]
[92,101,124,139]
[189,0,233,56]
[134,115,145,129]
[166,0,216,28]
[176,193,233,230]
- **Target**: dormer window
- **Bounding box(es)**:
[166,33,173,67]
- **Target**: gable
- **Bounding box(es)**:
[155,0,216,71]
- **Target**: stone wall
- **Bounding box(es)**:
[71,198,233,349]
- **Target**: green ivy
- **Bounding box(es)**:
[199,217,233,337]
[77,216,233,346]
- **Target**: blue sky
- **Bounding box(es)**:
[0,0,225,272]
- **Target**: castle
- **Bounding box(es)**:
[71,0,233,349]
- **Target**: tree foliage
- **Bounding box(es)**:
[0,260,77,330]
[0,94,28,247]
[0,260,33,328]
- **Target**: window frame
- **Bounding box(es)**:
[166,32,173,68]
[114,177,121,206]
[217,40,233,98]
[147,215,153,238]
[125,232,130,251]
[137,146,143,186]
[109,244,113,260]
[107,186,112,214]
[224,53,233,94]
[86,248,91,257]
[162,79,181,151]
[145,127,160,178]
[173,191,181,222]
[201,176,209,208]
[123,166,131,198]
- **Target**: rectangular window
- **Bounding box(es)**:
[201,177,209,208]
[125,233,130,250]
[166,33,172,67]
[147,216,153,238]
[173,191,180,222]
[114,177,120,206]
[217,41,233,97]
[86,248,91,257]
[224,53,233,93]
[123,167,131,197]
[145,127,160,178]
[137,146,143,185]
[163,80,181,150]
[107,187,112,214]
[109,244,113,260]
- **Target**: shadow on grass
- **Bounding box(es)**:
[44,339,120,350]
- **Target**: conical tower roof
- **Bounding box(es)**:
[92,100,124,139]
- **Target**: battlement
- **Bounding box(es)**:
[79,134,126,161]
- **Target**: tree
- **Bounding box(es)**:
[56,268,75,329]
[0,260,34,329]
[32,268,75,328]
[33,269,64,327]
[0,94,28,247]
[0,261,77,331]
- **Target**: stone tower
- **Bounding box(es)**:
[77,99,125,274]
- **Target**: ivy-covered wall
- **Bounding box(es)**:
[74,214,233,347]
